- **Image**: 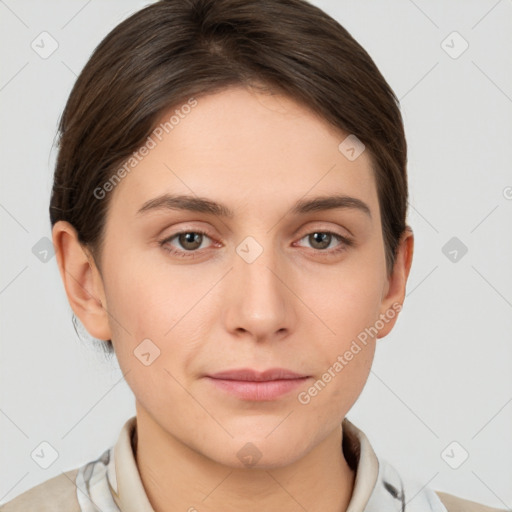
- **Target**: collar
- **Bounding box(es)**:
[76,415,447,512]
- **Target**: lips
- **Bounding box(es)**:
[205,368,310,401]
[208,368,307,381]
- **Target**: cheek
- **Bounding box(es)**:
[104,244,191,335]
[301,260,383,406]
[300,294,377,425]
[318,263,385,344]
[103,268,199,415]
[103,254,209,377]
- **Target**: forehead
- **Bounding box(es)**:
[109,86,378,218]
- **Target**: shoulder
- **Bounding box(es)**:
[0,468,81,512]
[435,490,508,512]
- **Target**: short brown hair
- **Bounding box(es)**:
[50,0,408,355]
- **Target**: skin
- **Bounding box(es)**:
[53,85,414,512]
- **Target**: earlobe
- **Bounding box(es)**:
[376,227,414,339]
[52,221,112,341]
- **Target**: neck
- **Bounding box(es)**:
[133,406,356,512]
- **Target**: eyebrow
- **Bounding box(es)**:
[136,193,371,219]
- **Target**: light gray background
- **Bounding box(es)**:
[1,0,511,508]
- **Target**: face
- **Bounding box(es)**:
[74,86,407,468]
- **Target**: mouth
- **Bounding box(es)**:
[204,368,311,401]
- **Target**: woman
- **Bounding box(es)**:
[1,0,506,510]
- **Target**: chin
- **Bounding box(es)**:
[201,427,315,470]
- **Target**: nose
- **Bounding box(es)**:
[223,238,296,343]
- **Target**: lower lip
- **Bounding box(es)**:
[205,377,309,401]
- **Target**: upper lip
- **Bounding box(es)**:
[207,368,308,381]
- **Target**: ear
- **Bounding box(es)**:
[376,226,414,339]
[52,220,112,341]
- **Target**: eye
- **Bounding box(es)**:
[159,230,214,258]
[295,231,353,255]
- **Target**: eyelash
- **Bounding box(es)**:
[158,229,354,259]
